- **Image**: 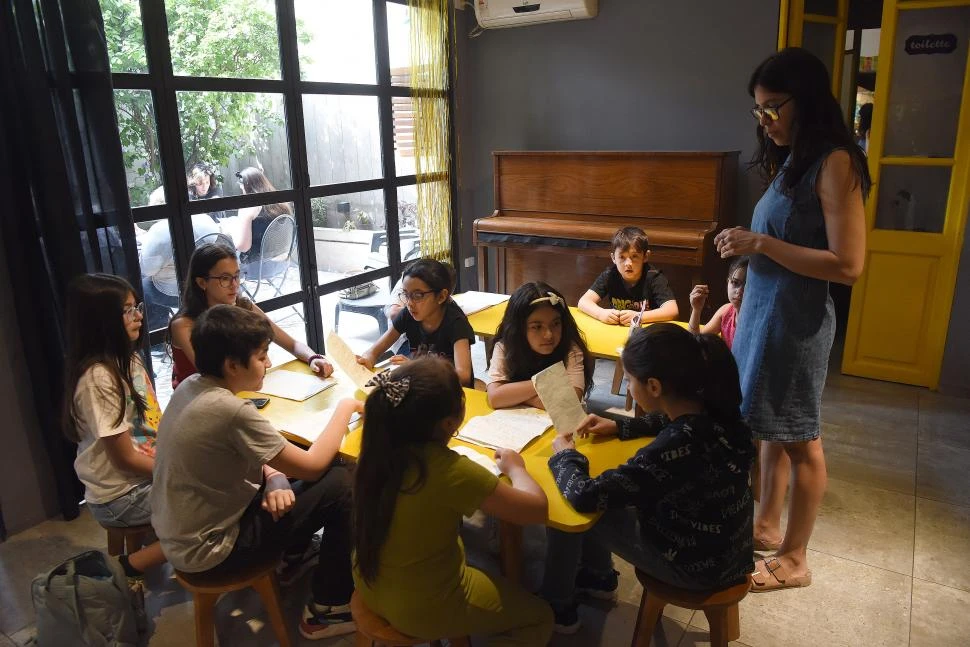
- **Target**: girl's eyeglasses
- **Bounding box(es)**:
[397,289,438,303]
[206,272,245,288]
[750,95,793,122]
[123,302,145,320]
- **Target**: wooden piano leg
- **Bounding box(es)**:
[477,246,488,291]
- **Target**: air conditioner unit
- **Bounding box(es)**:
[473,0,598,30]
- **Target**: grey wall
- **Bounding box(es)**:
[940,230,970,396]
[0,223,60,534]
[452,0,780,289]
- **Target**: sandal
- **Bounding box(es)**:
[750,557,812,592]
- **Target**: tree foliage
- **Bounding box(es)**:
[102,0,308,206]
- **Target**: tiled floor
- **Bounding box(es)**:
[2,345,969,646]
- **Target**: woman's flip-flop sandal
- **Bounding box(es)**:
[750,557,812,592]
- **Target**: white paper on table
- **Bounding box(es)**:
[455,408,552,452]
[452,291,511,316]
[279,408,362,444]
[450,445,501,477]
[257,370,336,401]
[326,331,377,393]
[532,362,587,436]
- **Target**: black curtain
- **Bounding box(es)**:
[0,0,140,521]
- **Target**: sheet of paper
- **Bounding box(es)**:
[279,408,361,444]
[452,291,511,316]
[450,445,501,477]
[456,408,552,452]
[326,331,377,393]
[532,362,587,436]
[257,370,336,401]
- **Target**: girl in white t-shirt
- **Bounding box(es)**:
[487,282,593,410]
[63,274,166,575]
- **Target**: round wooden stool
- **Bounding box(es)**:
[102,524,152,557]
[632,569,752,647]
[175,557,291,647]
[350,592,471,647]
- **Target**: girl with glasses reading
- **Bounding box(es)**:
[356,259,476,387]
[168,243,333,389]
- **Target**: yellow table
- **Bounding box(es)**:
[244,359,654,582]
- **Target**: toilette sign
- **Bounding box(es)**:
[905,34,957,55]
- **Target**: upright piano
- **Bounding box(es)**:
[472,151,739,316]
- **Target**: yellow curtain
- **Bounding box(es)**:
[408,0,452,263]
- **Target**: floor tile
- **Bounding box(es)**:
[678,624,754,647]
[918,391,970,449]
[6,626,34,647]
[916,442,970,508]
[692,551,911,647]
[614,558,694,626]
[0,634,17,647]
[914,498,970,593]
[909,578,970,647]
[548,599,685,647]
[807,477,915,576]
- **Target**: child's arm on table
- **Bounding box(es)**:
[480,449,547,525]
[574,412,669,440]
[452,338,473,387]
[267,398,363,481]
[578,290,621,324]
[357,328,403,369]
[637,298,679,323]
[487,380,544,410]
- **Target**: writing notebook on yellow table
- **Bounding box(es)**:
[325,331,377,394]
[279,408,362,445]
[456,408,552,452]
[257,370,336,401]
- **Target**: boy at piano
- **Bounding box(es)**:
[578,226,679,325]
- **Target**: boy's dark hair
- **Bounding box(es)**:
[612,226,650,255]
[191,304,273,377]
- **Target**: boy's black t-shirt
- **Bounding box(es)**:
[392,300,475,364]
[589,264,675,312]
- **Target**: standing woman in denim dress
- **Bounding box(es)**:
[715,48,871,592]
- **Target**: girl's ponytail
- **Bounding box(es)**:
[695,334,744,425]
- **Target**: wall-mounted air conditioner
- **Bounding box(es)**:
[473,0,598,30]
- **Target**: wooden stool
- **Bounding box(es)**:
[175,557,291,647]
[631,570,751,647]
[103,524,151,557]
[350,591,470,647]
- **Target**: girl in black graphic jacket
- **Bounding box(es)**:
[539,323,755,634]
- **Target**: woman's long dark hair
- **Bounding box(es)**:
[494,282,593,394]
[353,357,465,584]
[62,274,147,442]
[748,47,871,199]
[236,167,291,218]
[623,323,742,426]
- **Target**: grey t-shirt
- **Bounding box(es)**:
[150,374,286,572]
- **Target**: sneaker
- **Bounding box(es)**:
[575,567,619,600]
[552,602,581,634]
[299,601,356,640]
[277,533,322,586]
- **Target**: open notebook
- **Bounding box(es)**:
[278,408,362,444]
[450,445,501,477]
[257,370,336,401]
[452,291,511,316]
[456,408,552,453]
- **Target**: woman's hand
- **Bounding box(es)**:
[690,285,709,311]
[552,433,577,453]
[715,227,765,258]
[309,357,334,378]
[575,414,618,438]
[494,448,525,475]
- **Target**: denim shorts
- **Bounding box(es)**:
[88,481,153,527]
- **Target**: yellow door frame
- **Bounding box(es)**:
[779,0,850,97]
[842,0,970,387]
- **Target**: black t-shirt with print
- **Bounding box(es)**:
[392,300,475,365]
[589,264,675,312]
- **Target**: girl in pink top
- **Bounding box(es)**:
[688,257,748,349]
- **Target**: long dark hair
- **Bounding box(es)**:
[494,282,593,394]
[62,274,147,442]
[748,47,871,199]
[170,243,250,329]
[353,357,465,584]
[623,323,742,426]
[236,167,291,218]
[402,258,456,296]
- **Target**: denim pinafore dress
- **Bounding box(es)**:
[732,151,837,442]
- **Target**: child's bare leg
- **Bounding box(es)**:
[127,541,167,572]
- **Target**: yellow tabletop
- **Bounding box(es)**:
[244,359,653,532]
[466,298,687,359]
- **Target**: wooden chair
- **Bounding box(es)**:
[351,591,470,647]
[103,524,151,557]
[175,557,291,647]
[631,570,751,647]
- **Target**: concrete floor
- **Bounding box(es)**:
[2,343,969,646]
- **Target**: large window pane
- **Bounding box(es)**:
[135,219,179,332]
[295,0,376,84]
[397,98,448,177]
[166,0,281,79]
[219,201,303,302]
[874,165,952,233]
[303,95,382,185]
[176,91,290,196]
[311,191,387,286]
[321,278,395,356]
[114,90,165,207]
[100,0,148,73]
[397,184,422,263]
[266,303,307,368]
[387,2,411,87]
